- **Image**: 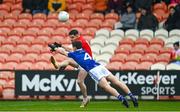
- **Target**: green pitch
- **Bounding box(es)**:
[0,100,179,111]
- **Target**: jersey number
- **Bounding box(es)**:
[84,53,92,60]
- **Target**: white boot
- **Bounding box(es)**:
[80,97,90,108]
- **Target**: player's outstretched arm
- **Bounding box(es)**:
[54,49,79,69]
[48,42,70,55]
[55,47,68,56]
[61,45,73,52]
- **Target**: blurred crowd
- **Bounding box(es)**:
[20,0,180,32]
[22,0,66,15]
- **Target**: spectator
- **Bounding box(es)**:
[115,5,136,30]
[170,42,180,65]
[137,7,158,31]
[107,0,124,14]
[174,0,180,29]
[48,0,66,13]
[123,0,135,13]
[164,7,176,31]
[22,0,33,13]
[94,0,108,14]
[32,0,49,15]
[163,1,180,30]
[134,0,153,11]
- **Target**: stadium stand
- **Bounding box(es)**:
[150,63,166,70]
[166,63,180,70]
[125,29,139,41]
[0,0,180,100]
[155,29,169,41]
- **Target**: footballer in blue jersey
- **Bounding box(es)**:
[49,41,138,108]
[50,29,92,108]
[68,49,100,72]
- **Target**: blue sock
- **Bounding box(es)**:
[128,93,134,99]
[117,95,124,102]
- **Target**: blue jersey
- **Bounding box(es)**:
[68,49,100,72]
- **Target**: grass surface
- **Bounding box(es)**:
[0,100,179,111]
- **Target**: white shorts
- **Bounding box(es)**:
[89,65,111,83]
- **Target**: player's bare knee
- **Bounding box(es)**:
[100,84,110,90]
[107,75,119,85]
[77,79,84,85]
[114,82,121,88]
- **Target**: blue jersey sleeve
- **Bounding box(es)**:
[68,52,74,58]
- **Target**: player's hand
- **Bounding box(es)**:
[48,42,62,52]
[48,44,57,52]
[54,42,62,48]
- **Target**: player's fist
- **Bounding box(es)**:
[54,42,62,47]
[48,44,56,52]
[48,42,62,52]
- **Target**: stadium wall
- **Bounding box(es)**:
[0,70,180,100]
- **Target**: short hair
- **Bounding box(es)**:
[173,41,179,47]
[72,41,82,49]
[169,6,175,10]
[127,4,132,8]
[69,29,79,36]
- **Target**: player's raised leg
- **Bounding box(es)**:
[77,69,89,108]
[51,56,79,70]
[106,74,138,107]
[98,77,129,108]
[65,58,89,107]
[50,56,59,69]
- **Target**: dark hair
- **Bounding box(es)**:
[173,42,179,47]
[141,7,151,14]
[69,29,79,36]
[127,4,132,8]
[169,6,175,10]
[72,41,82,49]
